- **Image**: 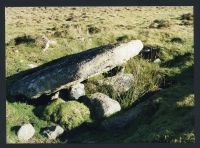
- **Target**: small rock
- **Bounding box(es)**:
[98,73,134,94]
[90,93,121,119]
[17,123,35,142]
[153,58,161,64]
[70,83,85,99]
[101,101,147,130]
[27,64,38,68]
[43,40,57,52]
[35,35,57,52]
[49,40,57,46]
[43,125,64,140]
[51,91,59,100]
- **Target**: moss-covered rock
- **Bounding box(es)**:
[43,99,65,121]
[43,99,91,130]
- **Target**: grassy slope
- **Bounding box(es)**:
[6,7,194,143]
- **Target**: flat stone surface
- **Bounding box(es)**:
[10,40,143,99]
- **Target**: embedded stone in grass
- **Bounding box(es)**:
[27,64,38,68]
[101,100,148,130]
[90,93,121,119]
[43,99,91,130]
[36,35,57,52]
[17,123,35,142]
[154,58,161,64]
[98,73,134,94]
[43,125,64,140]
[51,91,60,100]
[70,83,85,100]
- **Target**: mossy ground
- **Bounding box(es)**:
[6,7,194,143]
[42,99,91,130]
[6,101,60,143]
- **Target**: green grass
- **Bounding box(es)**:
[6,6,194,143]
[85,57,162,109]
[6,101,60,143]
[68,65,194,144]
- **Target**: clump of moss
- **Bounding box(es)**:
[179,13,193,26]
[87,25,101,34]
[43,99,91,130]
[170,37,184,44]
[8,34,36,46]
[43,99,65,121]
[149,19,170,29]
[84,81,99,94]
[53,30,67,37]
[179,20,193,26]
[180,13,193,21]
[66,16,74,21]
[116,35,129,42]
